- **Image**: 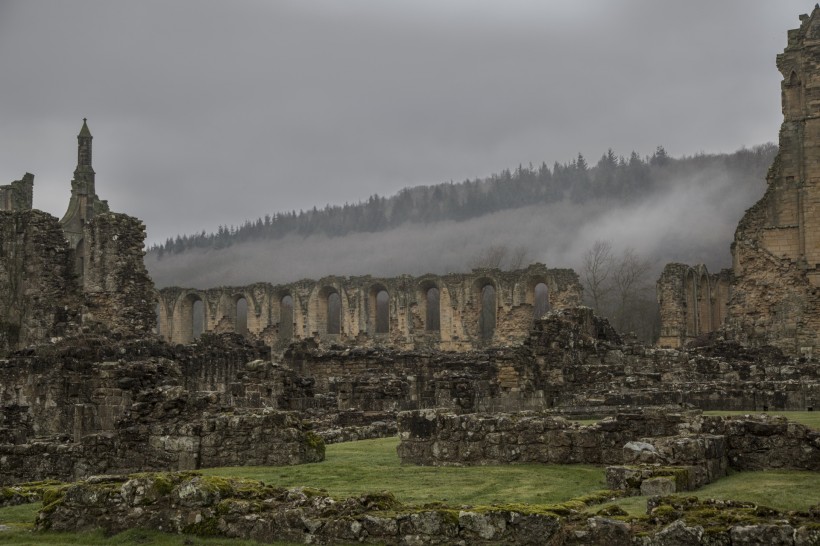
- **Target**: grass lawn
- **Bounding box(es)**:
[201,437,607,506]
[591,469,820,518]
[703,410,820,430]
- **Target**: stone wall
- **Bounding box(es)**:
[396,408,694,466]
[396,408,819,474]
[656,263,730,348]
[82,212,155,338]
[284,308,820,416]
[657,8,820,356]
[0,334,323,485]
[33,472,820,545]
[0,210,82,353]
[0,173,33,212]
[156,264,582,352]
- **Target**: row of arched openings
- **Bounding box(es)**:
[159,281,551,343]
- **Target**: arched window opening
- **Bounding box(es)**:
[787,71,803,118]
[533,282,549,319]
[479,284,496,340]
[425,287,440,332]
[376,290,389,334]
[192,299,205,340]
[280,295,294,341]
[235,297,248,335]
[327,292,341,335]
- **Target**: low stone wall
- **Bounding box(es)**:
[686,413,820,471]
[396,408,694,466]
[397,409,818,475]
[606,434,727,494]
[33,472,820,545]
[0,409,324,485]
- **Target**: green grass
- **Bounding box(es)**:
[201,437,606,506]
[703,410,820,430]
[592,469,820,518]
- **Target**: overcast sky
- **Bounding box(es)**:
[0,1,813,246]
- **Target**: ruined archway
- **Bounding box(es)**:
[235,296,248,335]
[531,281,550,319]
[473,278,497,341]
[418,280,440,333]
[172,291,208,344]
[279,294,294,342]
[368,284,390,335]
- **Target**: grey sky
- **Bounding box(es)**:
[0,1,811,247]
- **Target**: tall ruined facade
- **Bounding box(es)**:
[658,8,820,356]
[0,120,154,353]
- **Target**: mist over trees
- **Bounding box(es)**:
[145,143,776,341]
[148,144,774,258]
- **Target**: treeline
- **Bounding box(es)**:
[148,144,777,258]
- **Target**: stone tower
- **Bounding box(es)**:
[59,119,109,279]
[657,6,820,355]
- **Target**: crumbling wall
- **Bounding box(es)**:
[82,212,156,338]
[0,210,81,353]
[157,264,582,353]
[0,334,322,485]
[0,173,33,212]
[657,8,820,356]
[396,408,696,466]
[36,473,820,546]
[397,408,817,474]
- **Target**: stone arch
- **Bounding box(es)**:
[473,277,498,342]
[525,276,551,319]
[234,294,249,335]
[368,283,390,335]
[173,291,208,344]
[278,291,295,342]
[310,284,345,336]
[786,70,803,119]
[418,279,441,333]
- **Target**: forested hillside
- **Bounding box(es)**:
[145,144,776,342]
[149,145,775,257]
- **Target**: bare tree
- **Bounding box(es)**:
[611,247,653,334]
[581,240,614,313]
[470,245,508,269]
[580,241,658,342]
[508,245,529,270]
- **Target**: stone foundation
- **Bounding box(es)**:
[32,472,820,545]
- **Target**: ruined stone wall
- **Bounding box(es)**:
[396,408,696,466]
[82,212,156,338]
[657,8,820,356]
[0,173,33,212]
[0,210,82,353]
[34,472,820,546]
[283,307,820,416]
[0,335,322,485]
[157,264,582,353]
[656,264,729,349]
[397,409,818,473]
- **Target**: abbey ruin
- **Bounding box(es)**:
[2,7,820,546]
[657,11,820,356]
